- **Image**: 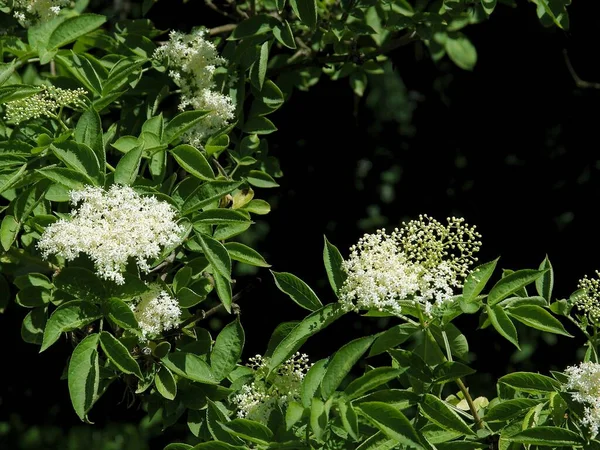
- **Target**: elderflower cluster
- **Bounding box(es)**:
[575,272,600,324]
[37,185,184,284]
[11,0,69,27]
[339,215,481,317]
[153,29,235,146]
[232,353,311,424]
[564,361,600,438]
[4,86,87,124]
[131,289,181,341]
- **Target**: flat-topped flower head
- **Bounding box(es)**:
[131,289,181,341]
[232,353,311,424]
[11,0,70,27]
[153,29,235,144]
[4,86,87,124]
[564,361,600,438]
[575,272,600,324]
[37,185,184,284]
[339,215,481,317]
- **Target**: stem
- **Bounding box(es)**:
[106,162,116,172]
[250,0,256,16]
[564,50,600,90]
[209,23,237,36]
[441,329,484,430]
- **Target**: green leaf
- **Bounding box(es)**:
[358,402,425,449]
[75,108,105,178]
[68,333,100,422]
[265,321,300,358]
[197,233,232,281]
[205,134,230,156]
[21,307,47,344]
[301,358,328,407]
[506,305,571,336]
[338,400,359,441]
[481,0,497,15]
[206,399,245,445]
[290,0,318,29]
[211,318,245,380]
[505,426,584,446]
[354,431,398,450]
[114,145,142,185]
[99,331,142,379]
[323,236,347,296]
[163,111,210,145]
[48,14,107,49]
[182,180,243,215]
[420,394,475,435]
[445,33,477,71]
[488,269,547,306]
[273,20,296,49]
[531,0,570,30]
[231,15,278,39]
[105,298,139,331]
[54,267,106,302]
[155,366,177,400]
[486,305,519,350]
[178,286,209,308]
[220,419,273,445]
[15,286,52,308]
[165,444,192,450]
[432,361,476,384]
[36,167,90,190]
[213,271,232,313]
[0,164,27,196]
[242,117,277,135]
[41,301,102,352]
[310,397,327,439]
[194,209,249,227]
[246,170,279,188]
[250,41,269,91]
[285,401,305,430]
[344,367,403,400]
[535,256,554,301]
[484,398,542,421]
[321,335,376,399]
[369,323,420,357]
[462,258,498,303]
[224,242,270,267]
[171,145,215,181]
[498,372,561,394]
[1,215,19,251]
[271,271,322,312]
[268,303,345,372]
[161,352,217,384]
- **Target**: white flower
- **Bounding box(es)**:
[11,0,70,27]
[37,185,184,284]
[339,215,481,317]
[232,353,311,423]
[564,361,600,438]
[131,289,181,340]
[4,86,87,124]
[153,29,235,144]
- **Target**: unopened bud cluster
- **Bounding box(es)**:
[131,288,181,341]
[37,185,183,284]
[232,353,311,424]
[339,215,481,316]
[564,361,600,438]
[153,29,235,146]
[11,0,69,27]
[575,272,600,324]
[4,86,86,124]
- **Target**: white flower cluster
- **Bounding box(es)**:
[4,86,87,124]
[12,0,69,27]
[564,361,600,438]
[153,29,235,147]
[339,215,481,317]
[232,353,311,424]
[575,272,600,324]
[37,185,184,284]
[131,289,181,341]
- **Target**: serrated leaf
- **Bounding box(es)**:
[420,394,476,435]
[182,180,243,215]
[211,318,244,380]
[345,367,403,400]
[499,372,561,394]
[197,232,231,281]
[486,305,519,350]
[163,111,210,144]
[114,145,142,185]
[273,20,296,49]
[41,301,102,352]
[48,14,107,49]
[105,298,139,331]
[506,305,571,336]
[290,0,317,29]
[462,258,498,302]
[99,331,142,379]
[68,333,100,422]
[488,269,547,306]
[323,236,346,296]
[484,399,542,421]
[535,256,554,301]
[220,419,273,445]
[161,352,217,384]
[505,426,584,446]
[171,145,215,181]
[358,402,425,449]
[271,271,322,312]
[224,242,270,267]
[156,366,177,400]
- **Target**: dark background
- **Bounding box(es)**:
[3,0,600,448]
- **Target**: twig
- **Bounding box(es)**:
[209,23,237,36]
[564,50,600,90]
[205,0,237,20]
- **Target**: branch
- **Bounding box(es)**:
[209,23,237,36]
[564,50,600,90]
[272,31,417,75]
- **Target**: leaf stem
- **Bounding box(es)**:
[441,329,484,430]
